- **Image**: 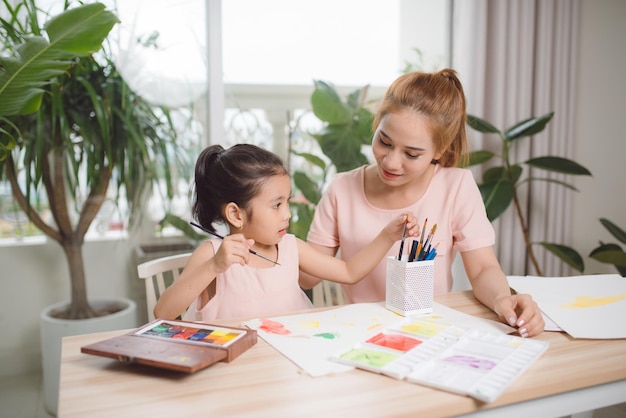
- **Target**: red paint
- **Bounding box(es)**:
[366,332,422,352]
[259,319,291,335]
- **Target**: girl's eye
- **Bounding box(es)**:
[379,136,391,147]
[406,153,420,159]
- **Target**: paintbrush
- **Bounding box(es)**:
[189,221,281,265]
[397,220,407,260]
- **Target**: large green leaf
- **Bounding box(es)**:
[291,151,327,171]
[160,213,206,242]
[467,115,501,134]
[313,123,369,172]
[462,150,496,167]
[311,80,352,124]
[525,156,592,175]
[288,202,315,240]
[482,165,523,184]
[479,179,514,221]
[539,242,585,272]
[355,106,375,145]
[0,3,119,116]
[589,244,626,276]
[293,171,322,205]
[599,218,626,244]
[503,112,554,141]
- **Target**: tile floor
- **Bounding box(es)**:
[0,373,53,418]
[0,372,624,418]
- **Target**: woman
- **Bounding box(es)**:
[300,69,544,337]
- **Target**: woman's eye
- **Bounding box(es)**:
[378,136,391,147]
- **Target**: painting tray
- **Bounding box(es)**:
[81,319,257,373]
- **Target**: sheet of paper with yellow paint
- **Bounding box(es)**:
[507,274,626,339]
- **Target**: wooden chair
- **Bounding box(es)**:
[312,281,346,307]
[137,253,192,321]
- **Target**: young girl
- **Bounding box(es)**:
[154,144,418,321]
[301,69,545,337]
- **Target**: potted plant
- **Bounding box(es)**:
[0,1,185,413]
[462,113,593,275]
[289,80,374,239]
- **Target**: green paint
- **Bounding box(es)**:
[313,332,338,339]
[340,348,398,368]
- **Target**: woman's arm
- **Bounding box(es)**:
[462,247,545,337]
[298,213,417,285]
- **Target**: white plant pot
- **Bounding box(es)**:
[41,297,137,416]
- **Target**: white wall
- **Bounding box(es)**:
[571,0,626,275]
[0,238,143,376]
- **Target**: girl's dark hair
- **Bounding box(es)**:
[192,144,288,233]
[373,68,468,167]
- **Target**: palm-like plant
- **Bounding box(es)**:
[0,0,184,319]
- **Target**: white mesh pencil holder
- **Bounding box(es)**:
[385,256,434,316]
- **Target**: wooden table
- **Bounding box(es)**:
[58,291,626,417]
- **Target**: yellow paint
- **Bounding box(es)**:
[297,319,320,329]
[560,293,626,308]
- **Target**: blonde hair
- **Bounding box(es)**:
[373,68,468,167]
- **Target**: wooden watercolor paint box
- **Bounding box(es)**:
[81,319,257,373]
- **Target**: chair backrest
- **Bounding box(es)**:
[312,280,346,307]
[137,252,192,321]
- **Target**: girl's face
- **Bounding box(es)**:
[371,108,442,187]
[242,174,292,248]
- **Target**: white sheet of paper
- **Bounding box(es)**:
[244,302,513,377]
[507,274,626,339]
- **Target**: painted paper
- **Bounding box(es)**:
[507,274,626,339]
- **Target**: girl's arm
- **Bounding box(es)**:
[153,234,253,319]
[462,247,545,337]
[298,243,337,289]
[297,213,418,285]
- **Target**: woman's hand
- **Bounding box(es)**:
[493,293,545,337]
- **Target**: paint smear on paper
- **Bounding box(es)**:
[366,333,422,352]
[259,319,291,335]
[400,320,448,338]
[313,332,339,340]
[297,319,320,329]
[559,293,626,309]
[444,355,496,371]
[339,347,399,368]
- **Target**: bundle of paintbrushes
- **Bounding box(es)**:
[399,218,437,262]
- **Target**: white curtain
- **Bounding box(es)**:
[451,0,580,276]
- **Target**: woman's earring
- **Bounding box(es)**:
[239,223,244,230]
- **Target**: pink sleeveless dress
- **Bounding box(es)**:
[183,234,313,321]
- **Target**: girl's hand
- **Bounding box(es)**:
[384,212,419,242]
[211,234,255,272]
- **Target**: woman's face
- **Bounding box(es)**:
[371,108,442,187]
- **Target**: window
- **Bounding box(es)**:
[0,0,449,240]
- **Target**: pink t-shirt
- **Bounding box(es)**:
[184,234,313,321]
[307,165,495,303]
